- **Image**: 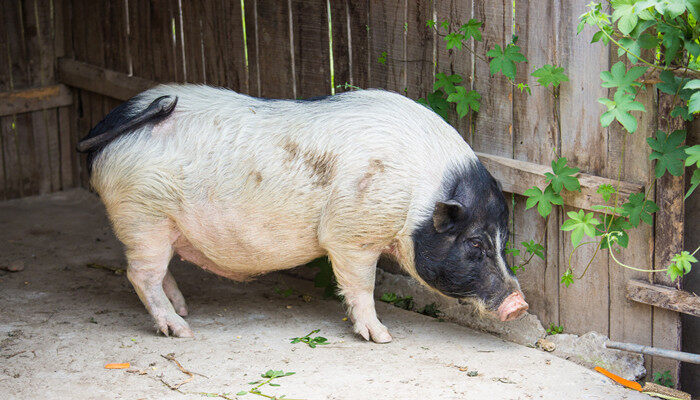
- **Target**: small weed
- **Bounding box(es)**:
[378,51,387,65]
[305,257,339,299]
[419,303,444,319]
[237,370,302,399]
[546,323,563,335]
[275,287,294,297]
[290,329,329,348]
[379,292,414,311]
[467,370,478,377]
[653,370,674,388]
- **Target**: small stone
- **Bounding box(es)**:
[1,260,24,272]
[536,338,556,352]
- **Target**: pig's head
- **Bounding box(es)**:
[412,162,528,322]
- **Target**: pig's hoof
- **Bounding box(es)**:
[155,315,194,338]
[354,321,393,343]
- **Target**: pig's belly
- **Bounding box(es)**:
[172,205,325,280]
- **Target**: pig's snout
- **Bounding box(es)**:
[497,292,528,321]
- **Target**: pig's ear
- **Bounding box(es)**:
[433,200,466,233]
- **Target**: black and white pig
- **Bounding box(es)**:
[78,85,528,343]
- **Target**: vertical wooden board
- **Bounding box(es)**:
[243,0,259,95]
[218,0,245,90]
[103,0,129,74]
[292,0,331,98]
[254,0,294,98]
[170,0,186,82]
[128,0,153,79]
[330,0,350,93]
[511,0,560,326]
[152,0,181,82]
[69,0,90,188]
[0,3,12,198]
[200,0,225,86]
[651,92,686,383]
[405,0,433,100]
[557,0,610,336]
[472,0,512,155]
[1,117,21,199]
[346,0,369,89]
[180,0,205,83]
[57,106,73,189]
[16,112,39,196]
[606,55,654,373]
[434,0,471,138]
[368,0,405,93]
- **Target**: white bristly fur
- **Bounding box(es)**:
[91,84,478,341]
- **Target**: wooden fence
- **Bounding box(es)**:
[0,0,694,382]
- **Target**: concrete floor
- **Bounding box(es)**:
[0,189,653,399]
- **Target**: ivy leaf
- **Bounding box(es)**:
[617,37,643,63]
[647,129,688,177]
[524,186,564,218]
[487,44,527,80]
[521,240,545,261]
[684,80,700,114]
[598,90,645,133]
[658,22,683,65]
[600,62,647,94]
[426,19,436,28]
[440,20,450,30]
[561,268,574,287]
[561,210,600,247]
[671,106,692,121]
[531,64,569,88]
[686,145,700,168]
[544,157,580,193]
[611,0,639,35]
[378,51,387,65]
[686,168,700,199]
[652,0,688,18]
[433,73,462,94]
[505,241,521,258]
[657,71,692,100]
[447,86,481,117]
[417,90,450,121]
[445,32,466,50]
[597,183,617,202]
[459,19,483,41]
[621,192,659,227]
[596,215,632,249]
[666,251,697,281]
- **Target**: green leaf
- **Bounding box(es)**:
[596,215,632,249]
[617,37,643,63]
[621,192,659,227]
[445,32,466,50]
[378,51,387,65]
[418,90,450,121]
[505,241,521,258]
[380,292,398,303]
[686,145,700,168]
[600,62,647,94]
[521,240,545,261]
[671,106,692,121]
[459,19,483,41]
[544,157,580,193]
[686,168,700,199]
[487,44,527,79]
[531,64,569,88]
[611,0,639,35]
[561,210,600,247]
[434,73,462,94]
[666,251,697,281]
[524,186,564,218]
[688,91,700,114]
[426,19,436,28]
[446,86,481,117]
[597,184,617,202]
[647,130,688,177]
[658,22,683,65]
[561,268,574,287]
[598,90,645,133]
[237,391,248,396]
[658,71,693,100]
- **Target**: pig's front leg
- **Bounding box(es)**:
[327,249,392,343]
[126,241,193,338]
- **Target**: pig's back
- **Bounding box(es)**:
[91,85,476,273]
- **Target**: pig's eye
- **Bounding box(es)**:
[468,238,483,249]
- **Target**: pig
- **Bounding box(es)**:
[78,85,528,343]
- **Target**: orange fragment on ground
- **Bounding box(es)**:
[594,366,642,391]
[104,363,130,369]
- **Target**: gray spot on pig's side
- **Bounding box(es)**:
[281,139,337,187]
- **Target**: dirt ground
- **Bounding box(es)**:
[0,189,652,399]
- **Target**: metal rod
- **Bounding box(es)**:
[605,341,700,364]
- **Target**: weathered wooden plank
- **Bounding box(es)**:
[200,0,226,86]
[180,0,205,83]
[627,280,700,318]
[368,0,405,93]
[57,106,73,189]
[255,0,294,98]
[557,0,610,336]
[0,84,72,116]
[330,0,349,93]
[434,0,471,138]
[405,0,433,100]
[477,152,643,211]
[292,0,331,98]
[511,0,560,327]
[346,0,369,89]
[217,0,245,90]
[57,58,155,100]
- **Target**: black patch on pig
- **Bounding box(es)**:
[412,160,514,309]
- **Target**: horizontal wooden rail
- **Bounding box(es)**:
[477,152,644,212]
[0,84,73,116]
[57,58,155,101]
[57,59,645,211]
[626,280,700,317]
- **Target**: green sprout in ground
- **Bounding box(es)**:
[419,302,444,321]
[546,323,564,335]
[379,292,414,311]
[290,329,328,348]
[652,370,674,388]
[236,370,302,399]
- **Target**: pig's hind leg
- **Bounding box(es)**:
[118,218,194,337]
[326,249,392,343]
